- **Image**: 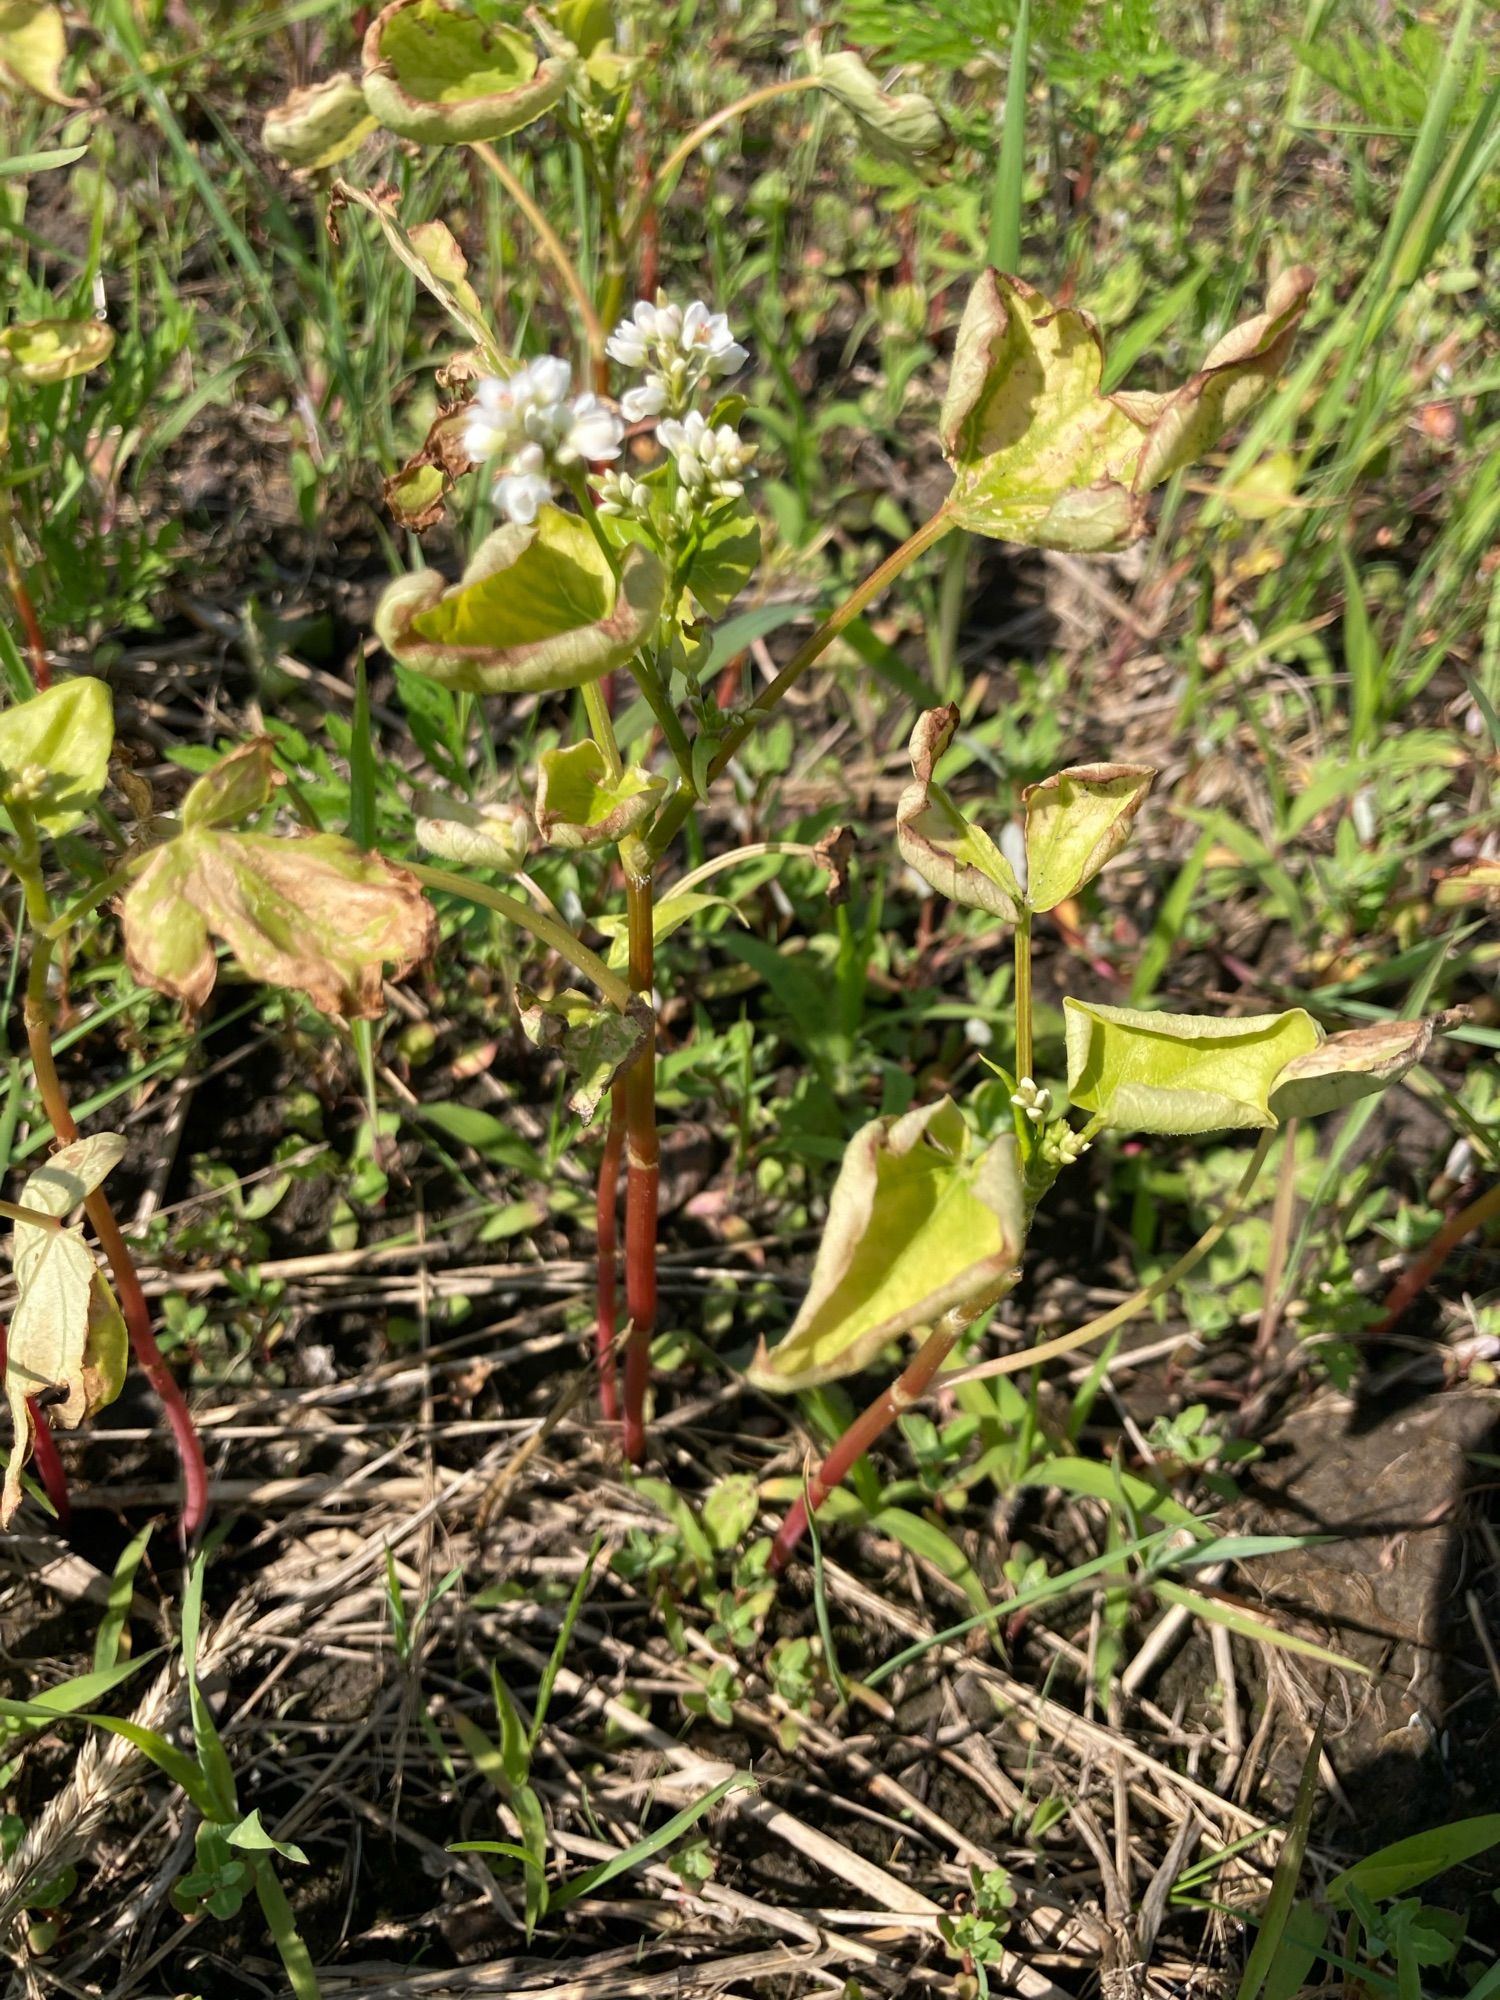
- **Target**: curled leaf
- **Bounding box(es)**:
[534,740,665,850]
[1064,998,1322,1136]
[262,73,378,170]
[330,181,499,360]
[3,1134,128,1529]
[122,745,436,1018]
[0,1,76,105]
[0,677,114,837]
[940,266,1315,549]
[517,986,652,1123]
[1269,1016,1446,1121]
[361,0,568,145]
[1022,763,1155,912]
[375,506,665,696]
[0,318,113,385]
[413,789,531,872]
[896,706,1023,920]
[748,1099,1024,1393]
[811,49,944,160]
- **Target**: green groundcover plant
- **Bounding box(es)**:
[0,0,1457,1582]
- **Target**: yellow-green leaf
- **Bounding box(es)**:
[413,789,531,872]
[0,318,113,385]
[262,73,378,171]
[1064,998,1321,1136]
[0,1,75,104]
[0,678,114,838]
[811,48,944,160]
[896,705,1023,920]
[1022,763,1155,912]
[180,739,276,832]
[534,740,665,850]
[330,179,499,360]
[361,0,568,145]
[748,1099,1024,1392]
[516,986,652,1124]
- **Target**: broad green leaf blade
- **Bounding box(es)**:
[811,49,944,159]
[940,267,1314,549]
[749,1099,1024,1392]
[0,318,112,384]
[533,740,665,850]
[678,500,760,617]
[1064,998,1321,1136]
[1022,763,1155,912]
[1269,1015,1443,1120]
[413,789,531,872]
[361,0,567,144]
[262,73,377,170]
[0,678,114,837]
[1326,1815,1500,1908]
[377,509,665,696]
[516,987,651,1124]
[896,706,1023,920]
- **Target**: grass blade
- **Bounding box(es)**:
[1235,1723,1322,2000]
[548,1771,755,1911]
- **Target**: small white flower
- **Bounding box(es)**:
[682,299,748,376]
[658,410,756,498]
[494,468,551,524]
[1010,1077,1052,1124]
[557,392,624,465]
[621,380,667,422]
[607,294,748,420]
[597,470,650,519]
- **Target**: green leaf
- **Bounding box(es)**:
[180,739,275,831]
[516,987,651,1124]
[811,48,944,160]
[261,73,377,170]
[1326,1815,1500,1908]
[940,267,1315,548]
[1268,1015,1443,1121]
[547,1772,755,1911]
[1018,1453,1202,1530]
[1022,763,1155,912]
[1063,998,1321,1136]
[3,1133,129,1527]
[0,318,112,384]
[225,1809,308,1866]
[701,1475,758,1553]
[376,507,665,696]
[1236,1731,1323,2000]
[0,678,114,837]
[749,1099,1024,1392]
[413,789,531,872]
[0,1,76,105]
[896,706,1023,921]
[1152,1580,1368,1676]
[123,747,436,1017]
[361,0,567,145]
[0,142,86,177]
[0,1653,153,1749]
[533,740,665,849]
[679,501,760,617]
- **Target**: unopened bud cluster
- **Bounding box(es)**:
[1010,1077,1052,1124]
[1041,1125,1091,1167]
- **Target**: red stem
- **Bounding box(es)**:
[620,875,658,1465]
[2,536,50,691]
[768,1310,968,1576]
[1378,1180,1500,1332]
[25,1398,71,1526]
[595,1081,626,1425]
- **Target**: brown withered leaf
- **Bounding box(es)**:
[814,825,855,905]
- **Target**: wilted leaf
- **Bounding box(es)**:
[413,789,531,871]
[534,740,665,849]
[0,319,113,385]
[376,506,666,696]
[329,180,499,360]
[895,706,1023,920]
[361,0,568,145]
[385,461,448,531]
[940,267,1314,549]
[0,1,76,104]
[1269,1016,1443,1121]
[1022,763,1155,912]
[262,73,378,170]
[122,746,436,1017]
[0,678,114,838]
[748,1099,1024,1392]
[517,986,652,1123]
[812,49,944,160]
[1064,998,1321,1136]
[3,1134,128,1529]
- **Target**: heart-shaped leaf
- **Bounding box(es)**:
[534,740,665,849]
[1022,763,1155,912]
[1064,998,1321,1136]
[940,266,1314,549]
[896,706,1023,920]
[517,986,652,1123]
[811,49,944,160]
[0,318,113,385]
[122,745,436,1018]
[376,507,665,695]
[0,1,76,105]
[748,1099,1024,1392]
[0,677,114,837]
[361,0,568,145]
[1269,1016,1443,1121]
[3,1133,128,1528]
[262,73,378,171]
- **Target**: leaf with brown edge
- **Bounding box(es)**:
[123,761,437,1020]
[895,706,1023,921]
[1270,1015,1453,1122]
[940,266,1314,549]
[747,1099,1024,1393]
[534,740,665,850]
[3,1134,128,1529]
[1065,999,1322,1136]
[1022,763,1155,912]
[330,179,500,361]
[517,987,652,1124]
[360,0,568,146]
[0,318,113,385]
[262,73,378,171]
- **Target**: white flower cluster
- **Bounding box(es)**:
[658,412,757,502]
[464,356,624,525]
[1010,1077,1052,1125]
[606,297,748,420]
